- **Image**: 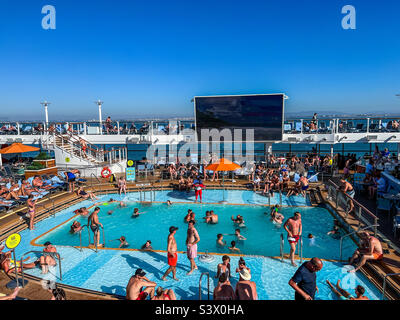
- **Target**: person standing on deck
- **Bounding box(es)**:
[284,212,302,267]
[88,207,103,247]
[289,257,323,300]
[162,226,179,281]
[27,194,37,230]
[186,220,200,275]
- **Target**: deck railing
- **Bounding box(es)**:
[326,179,379,236]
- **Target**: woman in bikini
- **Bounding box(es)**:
[215,255,231,279]
[151,287,176,300]
[27,195,37,230]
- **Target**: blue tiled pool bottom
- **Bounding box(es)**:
[22,247,381,300]
[7,190,380,300]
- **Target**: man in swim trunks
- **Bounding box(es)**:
[88,207,103,248]
[339,177,355,215]
[126,268,156,300]
[186,220,200,275]
[348,231,383,273]
[299,175,309,197]
[162,226,179,281]
[284,211,302,267]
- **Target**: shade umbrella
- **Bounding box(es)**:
[0,143,40,166]
[205,158,241,203]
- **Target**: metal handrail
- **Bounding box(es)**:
[89,173,100,191]
[280,233,284,262]
[381,273,400,300]
[279,190,282,206]
[299,235,303,264]
[199,272,210,300]
[20,250,62,287]
[79,225,90,251]
[339,224,379,261]
[94,225,106,253]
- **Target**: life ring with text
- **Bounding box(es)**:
[101,167,112,179]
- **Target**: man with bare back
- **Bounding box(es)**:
[284,211,302,267]
[126,268,156,300]
[186,220,200,275]
[88,207,103,248]
[348,231,383,273]
[162,226,179,281]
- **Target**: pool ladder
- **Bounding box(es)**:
[20,250,63,287]
[138,184,156,202]
[80,224,106,253]
[199,272,210,300]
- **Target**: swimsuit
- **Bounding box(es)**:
[136,290,148,301]
[90,224,99,233]
[347,189,355,199]
[187,243,197,259]
[288,235,300,244]
[372,252,383,260]
[302,185,309,191]
[168,252,178,267]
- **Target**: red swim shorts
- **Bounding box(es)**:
[288,235,300,244]
[168,252,178,267]
[136,291,148,300]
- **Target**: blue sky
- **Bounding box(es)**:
[0,0,399,120]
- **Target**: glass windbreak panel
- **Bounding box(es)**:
[0,122,18,135]
[86,122,102,135]
[338,118,368,133]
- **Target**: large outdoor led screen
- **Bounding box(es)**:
[194,94,284,142]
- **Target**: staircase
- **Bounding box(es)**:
[41,132,128,176]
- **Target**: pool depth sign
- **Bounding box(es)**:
[5,233,21,249]
[126,160,136,181]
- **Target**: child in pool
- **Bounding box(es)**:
[217,234,226,247]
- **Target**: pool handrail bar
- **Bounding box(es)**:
[79,224,90,251]
[339,224,379,261]
[280,233,284,262]
[20,250,62,287]
[382,272,400,300]
[299,235,303,264]
[94,224,106,253]
[199,272,210,300]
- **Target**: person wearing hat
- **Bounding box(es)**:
[162,226,179,281]
[289,257,323,300]
[39,241,57,274]
[235,268,257,300]
[126,268,156,300]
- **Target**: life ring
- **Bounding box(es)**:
[101,167,112,179]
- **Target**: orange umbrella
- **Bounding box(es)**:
[0,143,40,154]
[205,158,240,172]
[205,158,241,203]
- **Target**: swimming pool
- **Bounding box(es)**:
[35,201,355,260]
[8,190,383,300]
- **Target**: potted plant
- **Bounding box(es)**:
[32,152,56,168]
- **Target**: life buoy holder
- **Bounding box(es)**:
[101,167,112,179]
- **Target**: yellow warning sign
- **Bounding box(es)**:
[5,233,21,249]
[65,157,70,163]
[127,160,134,167]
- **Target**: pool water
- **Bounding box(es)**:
[7,190,381,300]
[36,202,355,260]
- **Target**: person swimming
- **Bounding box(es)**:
[234,229,247,241]
[217,234,226,247]
[229,241,240,253]
[270,206,284,225]
[231,215,246,227]
[132,208,146,218]
[70,221,82,234]
[167,200,172,206]
[308,233,316,246]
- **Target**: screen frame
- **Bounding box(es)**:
[193,93,285,143]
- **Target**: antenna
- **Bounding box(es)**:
[40,100,51,124]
